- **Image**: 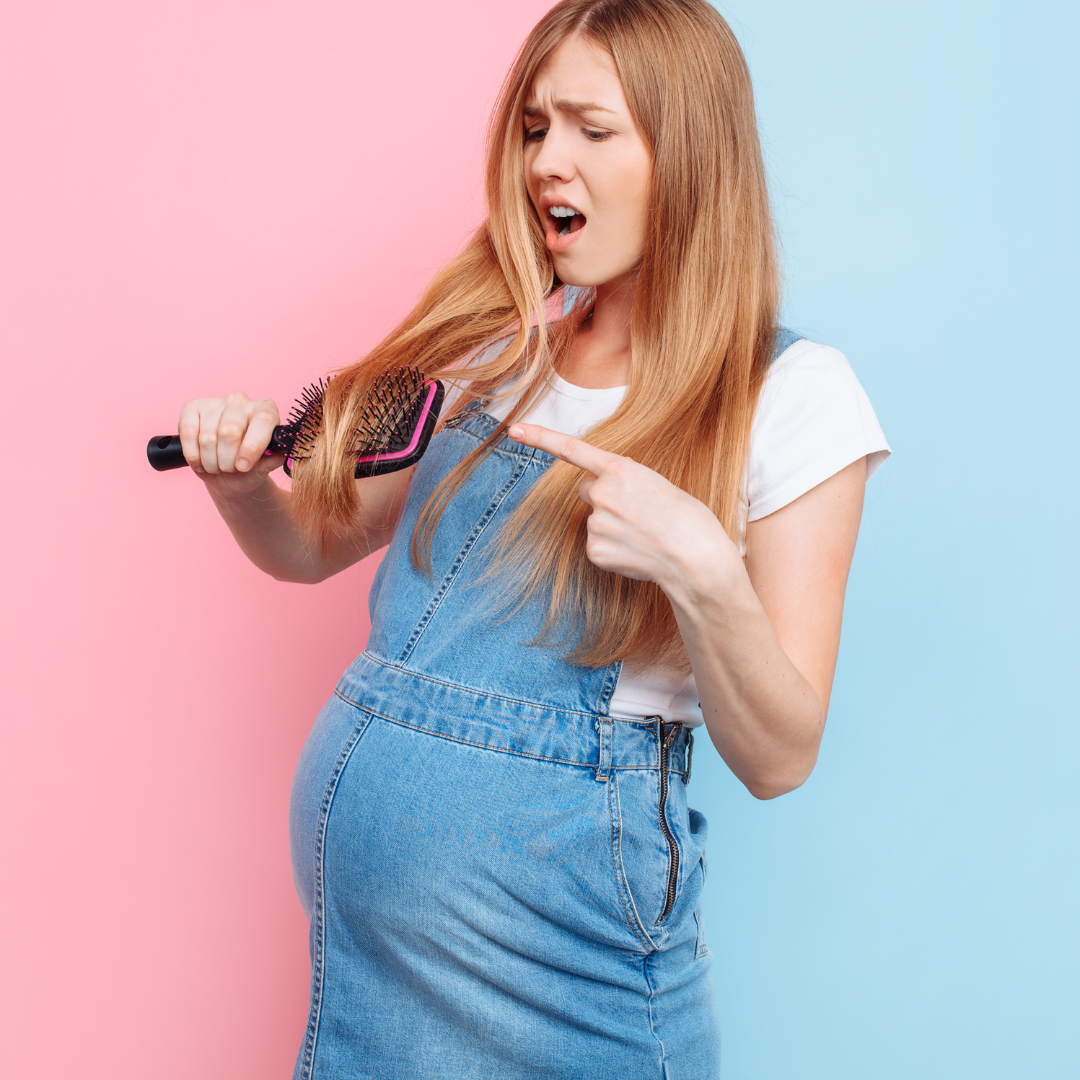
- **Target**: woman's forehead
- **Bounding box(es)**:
[525,38,625,113]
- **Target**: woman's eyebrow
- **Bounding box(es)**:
[523,100,616,117]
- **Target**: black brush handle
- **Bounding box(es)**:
[146,428,289,471]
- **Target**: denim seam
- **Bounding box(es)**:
[334,683,689,775]
[357,652,700,740]
[347,653,607,723]
[298,711,374,1080]
[695,855,710,958]
[694,912,710,959]
[368,707,606,768]
[608,772,656,952]
[642,953,671,1078]
[596,659,623,716]
[612,763,691,780]
[393,452,538,665]
[595,718,612,782]
[335,692,680,772]
[613,760,686,777]
[328,686,686,773]
[446,412,559,465]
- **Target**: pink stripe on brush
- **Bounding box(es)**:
[355,379,438,463]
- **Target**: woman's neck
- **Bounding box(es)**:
[558,272,635,389]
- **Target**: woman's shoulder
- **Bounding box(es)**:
[764,334,858,389]
[748,336,891,522]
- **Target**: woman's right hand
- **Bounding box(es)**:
[177,392,285,499]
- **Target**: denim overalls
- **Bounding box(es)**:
[286,338,811,1077]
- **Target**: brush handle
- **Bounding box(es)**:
[146,428,289,471]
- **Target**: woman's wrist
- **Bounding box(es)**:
[205,473,286,517]
[662,559,758,632]
[654,512,750,616]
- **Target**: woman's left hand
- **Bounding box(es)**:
[507,423,740,591]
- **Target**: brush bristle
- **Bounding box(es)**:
[351,366,430,456]
[278,379,326,461]
[279,367,431,466]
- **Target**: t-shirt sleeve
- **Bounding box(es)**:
[747,340,891,522]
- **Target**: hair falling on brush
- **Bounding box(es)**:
[290,0,780,668]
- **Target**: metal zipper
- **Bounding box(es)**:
[656,718,681,925]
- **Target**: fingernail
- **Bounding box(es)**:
[508,425,523,439]
[236,458,249,470]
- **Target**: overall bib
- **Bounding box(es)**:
[289,407,723,1079]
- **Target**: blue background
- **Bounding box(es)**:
[693,2,1080,1077]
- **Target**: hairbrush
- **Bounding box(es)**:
[147,366,445,478]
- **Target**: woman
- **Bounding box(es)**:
[178,0,889,1075]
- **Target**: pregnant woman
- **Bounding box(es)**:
[176,1,890,1075]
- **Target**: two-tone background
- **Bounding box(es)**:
[2,2,1076,1076]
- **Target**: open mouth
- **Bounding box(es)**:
[548,205,586,239]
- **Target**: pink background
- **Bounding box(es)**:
[0,2,551,1075]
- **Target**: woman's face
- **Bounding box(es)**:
[523,36,652,290]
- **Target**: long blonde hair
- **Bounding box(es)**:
[293,0,780,668]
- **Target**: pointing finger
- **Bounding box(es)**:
[508,422,620,476]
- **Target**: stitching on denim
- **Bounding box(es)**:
[695,913,709,959]
[298,711,373,1080]
[373,709,605,768]
[597,659,623,715]
[594,718,612,781]
[448,413,559,465]
[352,652,699,756]
[345,653,604,723]
[394,454,534,665]
[695,857,710,958]
[642,953,671,1077]
[333,683,685,771]
[334,690,676,771]
[394,452,530,661]
[611,763,690,778]
[608,772,655,952]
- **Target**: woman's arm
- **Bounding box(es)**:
[665,458,864,798]
[179,391,411,583]
[205,469,409,583]
[507,422,865,800]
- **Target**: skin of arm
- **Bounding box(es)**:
[206,468,410,584]
[507,421,865,800]
[178,390,412,583]
[672,459,865,799]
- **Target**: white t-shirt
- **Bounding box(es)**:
[479,336,891,726]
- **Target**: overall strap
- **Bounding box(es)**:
[771,327,804,362]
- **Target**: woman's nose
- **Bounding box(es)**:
[529,125,574,183]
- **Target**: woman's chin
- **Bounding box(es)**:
[553,256,640,292]
[553,265,593,289]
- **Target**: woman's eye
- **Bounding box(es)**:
[524,127,547,143]
[583,128,612,142]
